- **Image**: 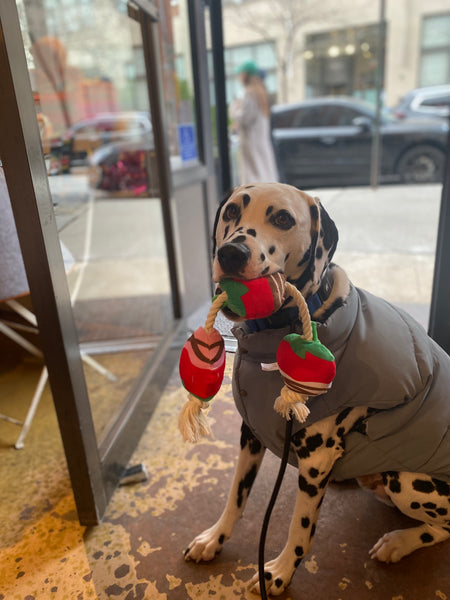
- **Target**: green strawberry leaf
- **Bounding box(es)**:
[283,323,334,362]
[220,278,249,317]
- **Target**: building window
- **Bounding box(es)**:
[305,23,382,105]
[419,13,450,87]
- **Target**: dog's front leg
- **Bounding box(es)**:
[184,421,266,562]
[249,407,367,596]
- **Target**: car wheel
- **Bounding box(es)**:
[396,145,445,184]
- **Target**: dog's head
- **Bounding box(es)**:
[213,182,338,305]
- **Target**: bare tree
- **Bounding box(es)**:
[225,0,369,103]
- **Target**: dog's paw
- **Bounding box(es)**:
[247,557,294,596]
[184,525,228,563]
[369,530,410,563]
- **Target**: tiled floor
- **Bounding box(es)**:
[1,344,450,600]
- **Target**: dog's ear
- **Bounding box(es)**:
[311,197,338,288]
[295,196,338,294]
[212,188,234,257]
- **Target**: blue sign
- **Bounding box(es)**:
[177,123,198,162]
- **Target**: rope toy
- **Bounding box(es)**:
[178,274,336,442]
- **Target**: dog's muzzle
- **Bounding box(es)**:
[217,242,250,276]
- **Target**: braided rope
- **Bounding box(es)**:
[205,291,228,332]
[285,281,313,341]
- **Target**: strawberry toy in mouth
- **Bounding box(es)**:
[217,273,286,320]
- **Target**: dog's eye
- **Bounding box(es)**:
[270,210,295,230]
[223,202,241,222]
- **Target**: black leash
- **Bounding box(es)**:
[258,416,293,599]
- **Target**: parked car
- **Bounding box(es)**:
[391,85,450,121]
[88,137,159,197]
[62,111,153,168]
[271,97,448,188]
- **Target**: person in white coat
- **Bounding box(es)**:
[230,60,279,185]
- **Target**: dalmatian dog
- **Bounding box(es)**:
[184,182,450,596]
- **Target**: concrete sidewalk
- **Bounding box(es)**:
[314,183,442,330]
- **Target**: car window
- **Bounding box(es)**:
[272,109,300,128]
[421,94,450,109]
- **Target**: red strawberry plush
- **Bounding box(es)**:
[179,326,226,401]
[277,322,336,396]
[218,273,285,320]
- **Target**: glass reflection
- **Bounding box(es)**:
[18,0,174,442]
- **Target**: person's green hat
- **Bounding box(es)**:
[235,60,260,76]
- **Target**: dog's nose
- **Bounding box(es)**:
[217,242,250,275]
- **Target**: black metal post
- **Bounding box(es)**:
[428,126,450,354]
[370,0,386,189]
[207,0,232,196]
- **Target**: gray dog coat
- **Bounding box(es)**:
[232,284,450,483]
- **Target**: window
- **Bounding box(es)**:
[419,14,450,86]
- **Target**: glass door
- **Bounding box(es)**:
[0,0,186,523]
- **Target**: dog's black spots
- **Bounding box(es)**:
[426,511,437,519]
[319,473,330,489]
[224,225,230,239]
[269,246,276,255]
[411,502,420,509]
[235,216,241,227]
[444,526,450,534]
[298,475,318,497]
[292,428,307,444]
[310,523,316,538]
[326,437,335,448]
[270,209,296,230]
[261,266,270,275]
[421,532,434,544]
[336,407,352,425]
[285,253,290,262]
[310,205,319,222]
[318,495,325,509]
[240,422,262,454]
[294,558,302,568]
[297,248,310,267]
[232,234,247,244]
[319,204,339,255]
[306,433,323,452]
[433,478,450,496]
[413,479,435,494]
[264,572,272,580]
[352,416,368,435]
[260,253,265,262]
[223,202,241,222]
[301,517,310,528]
[275,578,283,588]
[437,508,448,515]
[315,246,323,259]
[336,427,345,440]
[318,297,345,323]
[423,502,437,509]
[265,205,274,216]
[242,193,251,208]
[309,467,319,478]
[295,546,304,556]
[218,534,225,544]
[247,228,256,237]
[237,464,257,508]
[389,478,401,494]
[244,185,255,189]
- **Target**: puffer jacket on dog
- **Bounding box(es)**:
[232,283,450,484]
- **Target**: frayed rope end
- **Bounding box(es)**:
[273,385,310,423]
[178,394,213,443]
